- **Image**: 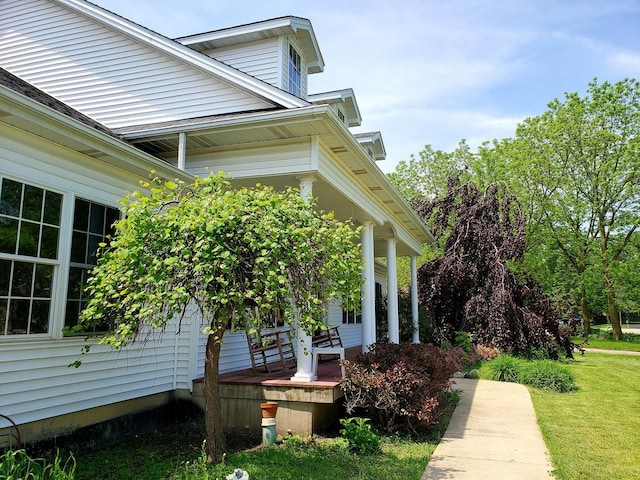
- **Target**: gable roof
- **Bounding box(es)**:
[54,0,309,109]
[354,131,387,162]
[175,16,325,74]
[308,89,362,127]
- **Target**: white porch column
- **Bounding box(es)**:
[291,177,317,382]
[361,222,376,352]
[177,132,187,170]
[411,255,420,343]
[387,239,399,343]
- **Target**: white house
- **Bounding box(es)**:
[0,0,433,445]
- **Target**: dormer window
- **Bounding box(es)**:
[337,108,346,124]
[288,44,302,96]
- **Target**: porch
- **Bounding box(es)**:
[191,346,361,438]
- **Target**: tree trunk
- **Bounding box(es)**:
[204,325,226,463]
[599,221,622,341]
[607,290,623,341]
[580,286,591,334]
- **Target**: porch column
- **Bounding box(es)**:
[361,221,376,352]
[177,132,187,170]
[411,255,420,343]
[291,177,317,382]
[387,239,399,343]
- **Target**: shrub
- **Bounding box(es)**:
[488,355,524,382]
[454,332,473,353]
[487,355,577,393]
[473,344,500,361]
[340,343,463,433]
[519,360,576,392]
[0,449,76,480]
[339,417,381,455]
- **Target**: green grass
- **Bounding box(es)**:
[186,436,433,480]
[75,434,435,480]
[530,353,640,480]
[579,338,640,351]
[74,396,459,480]
[573,328,640,352]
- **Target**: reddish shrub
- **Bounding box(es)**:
[340,343,463,433]
[473,344,500,361]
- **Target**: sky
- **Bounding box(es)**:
[90,0,640,173]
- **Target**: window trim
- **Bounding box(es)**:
[288,43,302,97]
[0,176,64,338]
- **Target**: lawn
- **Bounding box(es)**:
[74,430,436,480]
[530,353,640,480]
[73,400,457,480]
[573,327,640,352]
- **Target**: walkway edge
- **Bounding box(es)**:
[423,378,554,480]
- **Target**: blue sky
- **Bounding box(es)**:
[91,0,640,173]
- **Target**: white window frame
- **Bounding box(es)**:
[0,176,64,338]
[288,43,302,97]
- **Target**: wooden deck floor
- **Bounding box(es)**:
[217,345,361,388]
[193,346,362,436]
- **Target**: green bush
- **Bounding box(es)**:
[0,449,76,480]
[519,360,576,392]
[487,355,576,393]
[488,355,523,382]
[339,417,381,455]
[454,331,473,353]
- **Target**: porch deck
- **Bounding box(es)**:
[192,346,361,437]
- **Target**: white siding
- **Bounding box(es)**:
[202,38,280,89]
[186,141,313,178]
[0,125,190,426]
[326,300,363,349]
[0,331,179,426]
[0,0,274,128]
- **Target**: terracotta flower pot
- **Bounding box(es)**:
[260,402,278,418]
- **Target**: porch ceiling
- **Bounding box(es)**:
[116,105,433,256]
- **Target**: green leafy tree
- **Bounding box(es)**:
[73,173,362,463]
[504,78,640,339]
[387,140,474,202]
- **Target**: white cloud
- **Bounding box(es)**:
[608,51,640,76]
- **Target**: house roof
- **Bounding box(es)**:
[110,105,434,252]
[1,1,433,253]
[175,16,325,74]
[58,0,309,109]
[308,89,362,127]
[354,131,387,162]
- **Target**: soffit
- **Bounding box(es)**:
[116,106,433,252]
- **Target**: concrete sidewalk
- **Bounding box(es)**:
[423,379,554,479]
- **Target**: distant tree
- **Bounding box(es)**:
[503,78,640,339]
[387,140,474,202]
[72,173,362,463]
[415,179,572,358]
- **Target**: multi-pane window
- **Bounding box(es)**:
[65,198,119,330]
[288,44,302,97]
[0,178,62,335]
[342,297,362,325]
